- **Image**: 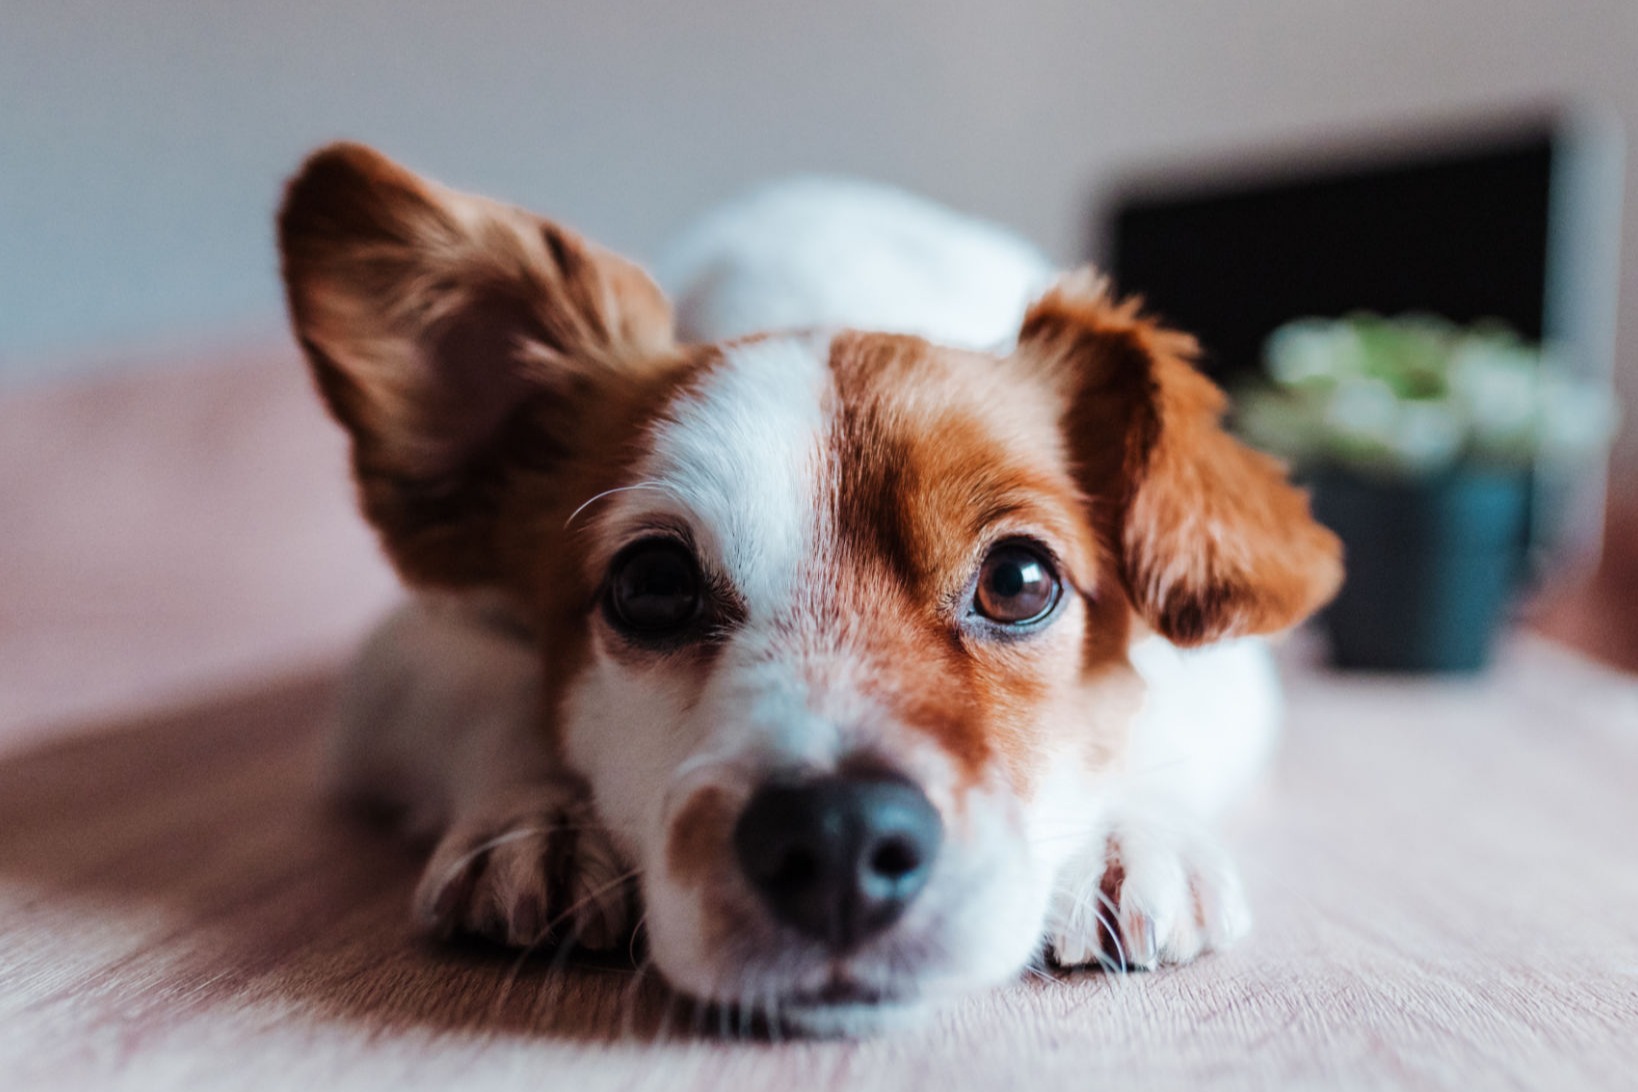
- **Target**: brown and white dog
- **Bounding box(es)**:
[277,144,1342,1036]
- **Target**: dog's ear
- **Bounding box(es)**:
[1017,269,1342,646]
[278,142,674,588]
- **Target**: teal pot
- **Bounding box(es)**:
[1308,468,1530,672]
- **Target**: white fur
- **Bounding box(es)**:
[1040,638,1275,971]
[331,177,1281,1032]
[595,333,832,614]
[1124,635,1282,819]
[656,176,1054,350]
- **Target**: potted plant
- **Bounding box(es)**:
[1236,314,1616,671]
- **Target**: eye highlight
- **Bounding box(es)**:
[606,538,703,638]
[972,542,1061,627]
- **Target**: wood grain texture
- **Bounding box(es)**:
[3,350,1635,1089]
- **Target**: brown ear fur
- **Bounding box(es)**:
[277,142,674,587]
[1019,269,1342,646]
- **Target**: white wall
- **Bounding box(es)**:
[5,0,1637,470]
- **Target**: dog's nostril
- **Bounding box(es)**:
[732,774,943,952]
[868,836,920,880]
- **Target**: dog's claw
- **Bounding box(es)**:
[1046,820,1249,972]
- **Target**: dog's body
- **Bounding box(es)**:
[281,150,1339,1035]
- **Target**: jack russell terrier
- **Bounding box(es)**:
[277,144,1341,1037]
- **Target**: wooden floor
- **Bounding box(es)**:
[3,352,1636,1090]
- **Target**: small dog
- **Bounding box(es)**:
[277,144,1341,1036]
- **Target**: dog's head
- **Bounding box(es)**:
[279,144,1340,1033]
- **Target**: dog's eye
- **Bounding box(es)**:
[973,543,1060,625]
[607,539,702,636]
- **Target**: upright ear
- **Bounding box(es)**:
[278,142,674,588]
[1018,270,1342,646]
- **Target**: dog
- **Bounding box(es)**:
[277,143,1342,1037]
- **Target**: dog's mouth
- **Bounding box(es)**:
[769,974,924,1037]
[785,972,903,1009]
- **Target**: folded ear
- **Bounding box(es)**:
[278,142,674,587]
[1018,269,1342,646]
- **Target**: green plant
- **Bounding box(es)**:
[1236,314,1616,478]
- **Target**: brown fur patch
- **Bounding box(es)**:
[811,332,1135,792]
[277,142,675,590]
[1018,270,1343,646]
[665,785,740,889]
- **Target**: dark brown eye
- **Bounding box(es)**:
[607,539,702,636]
[973,543,1060,625]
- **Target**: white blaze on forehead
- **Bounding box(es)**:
[609,332,832,615]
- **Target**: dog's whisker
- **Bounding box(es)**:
[491,937,553,1023]
[542,926,582,983]
[553,865,642,938]
[564,481,674,529]
[1041,883,1129,976]
[618,951,657,1042]
[425,820,635,907]
[534,866,642,990]
[1053,882,1119,969]
[1020,958,1056,986]
[627,908,650,969]
[426,825,559,909]
[491,864,634,1022]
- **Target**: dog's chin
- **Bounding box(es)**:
[655,945,954,1038]
[662,966,939,1039]
[775,997,933,1038]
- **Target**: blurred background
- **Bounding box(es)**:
[3,1,1632,419]
[5,0,1637,726]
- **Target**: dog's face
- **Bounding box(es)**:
[560,327,1139,1032]
[280,144,1340,1033]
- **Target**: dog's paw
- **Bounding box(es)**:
[412,792,634,951]
[1046,818,1250,971]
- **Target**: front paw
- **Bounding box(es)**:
[1046,818,1250,971]
[412,792,634,951]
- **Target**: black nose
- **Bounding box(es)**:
[732,774,943,952]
